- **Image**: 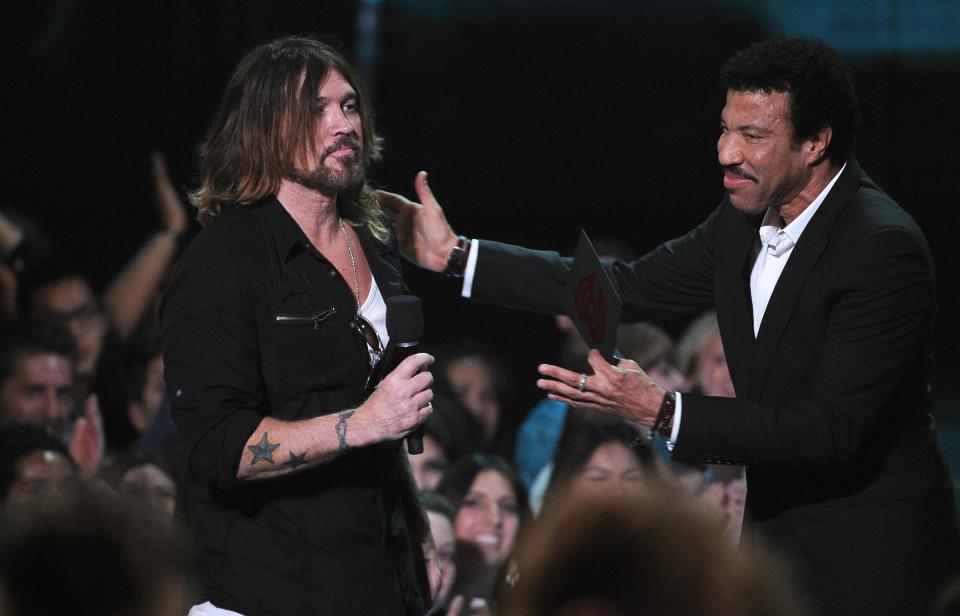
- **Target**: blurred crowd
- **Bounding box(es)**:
[0,156,955,616]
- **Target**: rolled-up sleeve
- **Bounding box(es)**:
[161,232,265,491]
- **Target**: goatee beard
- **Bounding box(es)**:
[292,138,365,195]
[293,159,365,194]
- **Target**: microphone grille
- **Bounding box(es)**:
[386,295,423,342]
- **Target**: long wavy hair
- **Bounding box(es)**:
[191,35,387,240]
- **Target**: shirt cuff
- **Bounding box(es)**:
[666,392,683,450]
[461,238,480,298]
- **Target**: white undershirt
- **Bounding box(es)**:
[359,275,389,350]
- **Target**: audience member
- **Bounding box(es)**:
[0,483,190,616]
[100,153,190,342]
[437,454,530,610]
[439,347,507,452]
[409,392,483,491]
[0,319,75,436]
[26,267,137,449]
[99,453,177,519]
[420,491,459,615]
[0,208,60,322]
[616,322,686,393]
[408,426,454,493]
[0,318,103,476]
[503,487,808,616]
[124,339,166,436]
[13,154,189,451]
[671,310,746,542]
[539,415,662,515]
[674,310,735,398]
[0,423,77,504]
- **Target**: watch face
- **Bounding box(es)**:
[443,240,468,277]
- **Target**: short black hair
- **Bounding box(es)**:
[418,490,456,522]
[422,392,484,461]
[541,414,655,514]
[720,37,859,166]
[20,262,93,317]
[0,423,75,502]
[0,318,76,387]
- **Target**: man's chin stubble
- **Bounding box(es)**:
[293,163,365,195]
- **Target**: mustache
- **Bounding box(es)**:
[723,165,758,183]
[322,136,360,159]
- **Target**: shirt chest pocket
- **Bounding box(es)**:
[272,303,369,399]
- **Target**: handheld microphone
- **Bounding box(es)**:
[384,295,426,454]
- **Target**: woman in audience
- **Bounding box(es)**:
[538,414,664,515]
[409,393,483,492]
[437,347,508,455]
[419,491,459,615]
[436,454,530,611]
[674,310,735,398]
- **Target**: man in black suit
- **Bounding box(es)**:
[379,38,960,615]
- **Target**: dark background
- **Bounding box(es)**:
[3,1,958,456]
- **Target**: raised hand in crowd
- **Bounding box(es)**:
[102,152,188,339]
[69,393,104,477]
[152,152,189,236]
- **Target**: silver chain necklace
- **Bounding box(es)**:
[338,217,360,311]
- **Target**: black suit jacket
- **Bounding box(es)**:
[470,161,959,615]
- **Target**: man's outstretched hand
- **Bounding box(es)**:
[377,171,460,272]
[536,349,665,428]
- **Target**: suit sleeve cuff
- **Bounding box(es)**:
[667,392,683,448]
[461,238,481,298]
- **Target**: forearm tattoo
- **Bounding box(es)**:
[247,432,280,465]
[336,409,356,450]
[287,451,307,470]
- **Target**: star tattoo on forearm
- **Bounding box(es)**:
[336,409,355,450]
[247,432,280,465]
[287,451,307,470]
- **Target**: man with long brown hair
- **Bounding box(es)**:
[161,36,437,615]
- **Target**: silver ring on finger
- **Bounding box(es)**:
[577,373,588,392]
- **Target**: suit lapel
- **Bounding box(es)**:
[716,204,763,400]
[751,161,861,396]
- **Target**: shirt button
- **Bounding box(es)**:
[176,388,183,397]
[330,270,337,277]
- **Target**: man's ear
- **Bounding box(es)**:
[804,126,833,165]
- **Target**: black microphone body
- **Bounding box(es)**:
[383,295,426,454]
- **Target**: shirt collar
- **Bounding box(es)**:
[260,196,310,263]
[260,195,393,264]
[758,162,846,256]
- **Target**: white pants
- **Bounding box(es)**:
[188,602,244,616]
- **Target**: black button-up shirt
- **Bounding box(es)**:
[161,197,423,616]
